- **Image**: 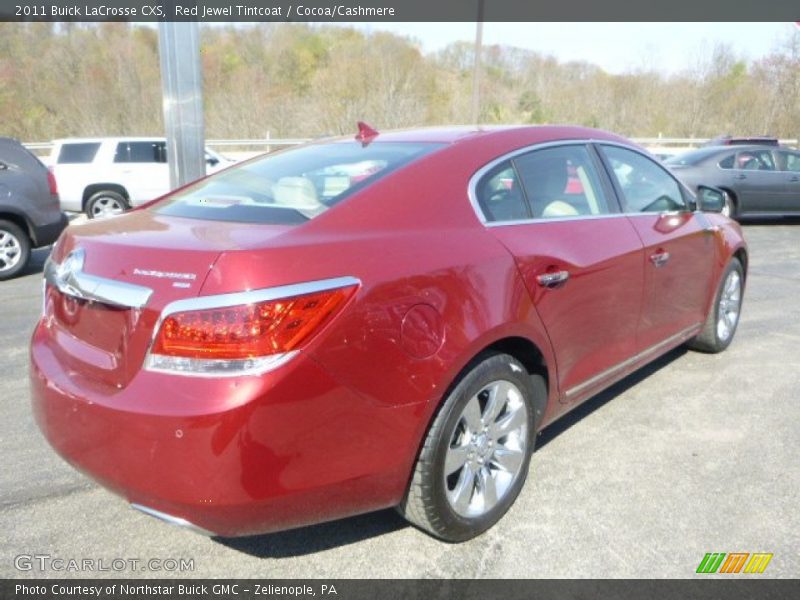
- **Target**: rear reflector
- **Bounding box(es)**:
[47,167,59,196]
[147,279,359,375]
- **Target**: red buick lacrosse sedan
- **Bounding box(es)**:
[30,125,747,541]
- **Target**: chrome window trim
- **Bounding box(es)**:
[144,275,361,378]
[482,209,696,228]
[44,249,153,309]
[468,139,594,226]
[468,139,685,227]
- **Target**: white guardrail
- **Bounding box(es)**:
[23,137,800,158]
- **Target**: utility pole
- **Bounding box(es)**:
[470,0,485,125]
[158,22,206,189]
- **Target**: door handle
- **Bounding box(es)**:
[536,270,570,288]
[734,174,747,180]
[649,251,671,268]
[790,176,799,182]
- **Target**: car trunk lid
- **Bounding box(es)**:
[43,210,293,390]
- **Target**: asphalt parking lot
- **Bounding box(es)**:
[1,222,798,579]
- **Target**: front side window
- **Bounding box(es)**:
[514,145,613,218]
[600,145,687,213]
[57,143,100,164]
[154,141,442,224]
[778,151,800,172]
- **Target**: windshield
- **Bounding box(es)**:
[154,141,443,224]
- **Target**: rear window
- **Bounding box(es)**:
[57,143,101,164]
[154,141,443,224]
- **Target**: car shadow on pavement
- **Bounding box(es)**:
[740,216,800,225]
[537,346,687,450]
[216,346,689,559]
[213,508,409,558]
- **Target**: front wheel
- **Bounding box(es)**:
[688,258,744,353]
[398,353,542,541]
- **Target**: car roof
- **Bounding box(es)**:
[704,144,784,153]
[338,124,633,147]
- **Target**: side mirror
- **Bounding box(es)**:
[696,185,725,213]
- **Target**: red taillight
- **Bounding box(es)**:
[47,167,58,196]
[151,284,358,361]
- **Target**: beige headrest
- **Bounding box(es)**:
[273,177,321,210]
[542,200,579,218]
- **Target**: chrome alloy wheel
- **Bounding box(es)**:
[90,196,125,218]
[717,269,742,342]
[0,229,22,273]
[444,380,529,518]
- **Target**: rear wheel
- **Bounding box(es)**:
[688,258,744,353]
[86,191,128,219]
[398,353,541,541]
[0,219,31,280]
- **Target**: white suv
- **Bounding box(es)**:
[50,137,233,218]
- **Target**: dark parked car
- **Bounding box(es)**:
[666,145,800,218]
[31,125,746,542]
[0,137,67,279]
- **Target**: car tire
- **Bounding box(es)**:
[687,258,744,353]
[86,191,129,219]
[0,219,32,281]
[398,352,541,542]
[721,191,737,219]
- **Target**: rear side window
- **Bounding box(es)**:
[57,143,100,164]
[154,141,442,224]
[115,141,166,163]
[600,145,687,213]
[514,145,613,218]
[718,154,735,169]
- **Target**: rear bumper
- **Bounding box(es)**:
[29,321,422,537]
[31,211,68,248]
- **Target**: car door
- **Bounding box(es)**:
[775,149,800,214]
[730,149,784,214]
[596,144,716,351]
[477,143,645,403]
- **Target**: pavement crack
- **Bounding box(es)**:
[0,482,96,512]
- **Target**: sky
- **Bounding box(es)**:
[345,22,798,74]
